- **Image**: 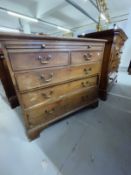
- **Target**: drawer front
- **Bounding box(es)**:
[114,36,124,47]
[9,51,69,71]
[109,58,120,72]
[111,47,123,61]
[21,76,98,108]
[25,86,98,127]
[6,40,104,50]
[114,50,122,59]
[15,63,101,92]
[115,44,123,53]
[71,51,103,65]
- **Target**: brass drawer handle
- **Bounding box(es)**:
[83,53,92,61]
[87,45,91,49]
[40,72,54,82]
[0,54,4,60]
[112,65,117,69]
[42,90,53,99]
[97,52,101,56]
[45,108,55,114]
[41,44,46,48]
[81,81,89,87]
[38,55,52,64]
[84,68,92,74]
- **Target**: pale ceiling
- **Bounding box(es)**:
[0,0,130,34]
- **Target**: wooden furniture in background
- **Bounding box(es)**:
[0,49,19,107]
[128,60,131,75]
[79,29,128,100]
[0,33,106,139]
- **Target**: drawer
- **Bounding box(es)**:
[25,86,98,127]
[114,50,123,59]
[109,58,120,72]
[114,36,124,49]
[71,51,103,65]
[6,40,104,51]
[15,63,101,92]
[9,51,69,71]
[21,76,98,108]
[114,44,123,53]
[111,47,123,61]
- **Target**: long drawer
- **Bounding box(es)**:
[15,62,101,92]
[71,50,103,65]
[25,86,98,127]
[9,51,69,71]
[6,40,105,50]
[21,76,98,109]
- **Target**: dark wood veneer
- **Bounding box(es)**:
[79,29,127,100]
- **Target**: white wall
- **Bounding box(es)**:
[119,11,131,69]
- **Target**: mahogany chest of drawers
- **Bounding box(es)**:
[79,29,127,100]
[0,33,105,139]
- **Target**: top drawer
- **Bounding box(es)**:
[113,36,124,48]
[5,40,105,51]
[8,51,69,71]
